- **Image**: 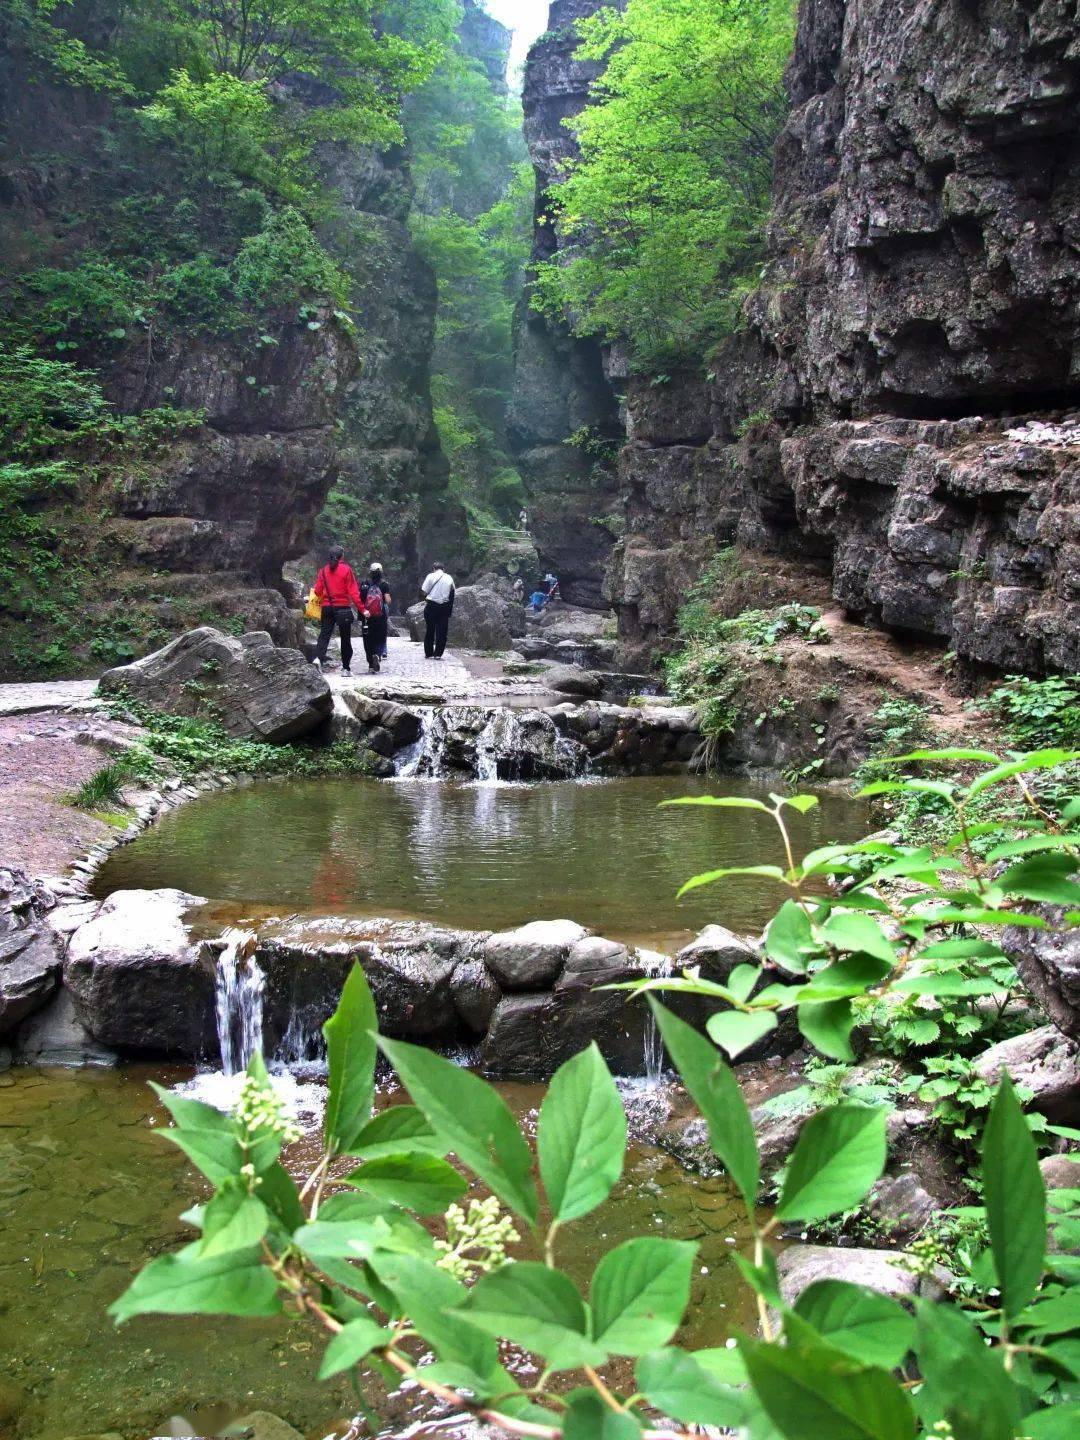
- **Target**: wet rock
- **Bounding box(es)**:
[777,1245,922,1305]
[100,627,332,743]
[868,1172,939,1240]
[543,664,603,698]
[974,1025,1080,1124]
[340,693,422,748]
[0,920,61,1038]
[64,889,215,1056]
[675,925,759,985]
[557,936,635,991]
[752,1102,811,1176]
[451,957,502,1033]
[356,942,460,1039]
[13,986,119,1067]
[479,708,589,781]
[1005,918,1080,1044]
[483,919,588,989]
[482,993,554,1075]
[1041,1153,1080,1191]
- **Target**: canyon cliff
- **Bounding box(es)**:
[516,0,1080,673]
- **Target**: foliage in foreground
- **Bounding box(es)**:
[111,750,1080,1438]
[533,0,796,366]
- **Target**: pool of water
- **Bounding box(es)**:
[93,774,868,951]
[0,1065,758,1440]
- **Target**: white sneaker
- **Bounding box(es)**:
[342,668,352,677]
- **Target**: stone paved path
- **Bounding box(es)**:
[0,679,99,717]
[325,636,554,706]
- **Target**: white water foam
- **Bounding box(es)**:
[214,928,264,1076]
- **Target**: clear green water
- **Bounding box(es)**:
[0,1066,758,1440]
[94,774,868,950]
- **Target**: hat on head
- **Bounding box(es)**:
[370,561,383,574]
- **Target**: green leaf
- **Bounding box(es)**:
[161,1123,244,1187]
[369,1252,497,1375]
[304,1191,433,1257]
[780,794,820,814]
[889,748,1000,764]
[1020,1406,1080,1439]
[562,1390,643,1440]
[109,1246,280,1324]
[343,1153,467,1215]
[590,1237,696,1355]
[739,1329,915,1440]
[323,964,377,1156]
[258,1161,305,1233]
[636,1348,748,1427]
[968,750,1078,799]
[797,999,856,1061]
[538,1043,627,1224]
[777,1106,887,1222]
[818,913,896,964]
[377,1037,538,1225]
[892,972,998,996]
[198,1185,268,1257]
[1021,1290,1080,1335]
[998,854,1080,906]
[348,1105,447,1160]
[727,963,763,1002]
[799,955,891,1001]
[914,1299,1020,1440]
[660,795,771,811]
[317,1316,392,1379]
[982,1074,1046,1318]
[765,900,818,974]
[793,1281,915,1369]
[919,939,1006,960]
[706,1007,777,1058]
[150,1082,234,1134]
[464,1262,604,1370]
[986,834,1080,862]
[649,1000,758,1208]
[677,864,787,897]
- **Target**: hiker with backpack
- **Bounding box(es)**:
[360,562,391,673]
[311,545,363,676]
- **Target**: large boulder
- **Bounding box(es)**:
[99,626,332,742]
[974,1025,1080,1123]
[484,919,588,989]
[1005,918,1080,1043]
[14,987,118,1066]
[1,867,62,1037]
[339,693,422,748]
[64,889,215,1056]
[777,1246,923,1306]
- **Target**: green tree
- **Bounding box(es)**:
[534,0,796,366]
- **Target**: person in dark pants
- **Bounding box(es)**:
[359,562,391,673]
[312,545,362,676]
[420,562,455,659]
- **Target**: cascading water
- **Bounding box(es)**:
[214,928,264,1076]
[395,708,441,778]
[638,949,676,1087]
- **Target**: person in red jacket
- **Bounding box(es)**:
[312,545,363,676]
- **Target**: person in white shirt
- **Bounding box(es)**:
[420,563,456,659]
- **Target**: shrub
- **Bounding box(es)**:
[233,208,351,313]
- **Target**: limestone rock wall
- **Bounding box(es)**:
[508,0,626,608]
[604,0,1080,673]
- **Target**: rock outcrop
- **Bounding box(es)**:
[99,627,332,742]
[600,0,1080,673]
[508,0,626,607]
[0,868,61,1037]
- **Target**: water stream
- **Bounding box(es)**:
[213,928,264,1076]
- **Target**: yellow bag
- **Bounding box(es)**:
[304,588,322,622]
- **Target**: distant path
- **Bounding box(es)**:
[326,636,558,707]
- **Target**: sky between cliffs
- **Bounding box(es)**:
[484,0,550,74]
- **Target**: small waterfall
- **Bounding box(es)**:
[395,708,441,778]
[214,928,264,1076]
[638,949,675,1087]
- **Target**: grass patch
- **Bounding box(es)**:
[68,757,139,811]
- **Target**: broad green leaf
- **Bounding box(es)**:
[797,999,856,1061]
[463,1262,604,1370]
[1020,1406,1080,1438]
[968,750,1079,799]
[888,748,1000,763]
[727,963,763,1002]
[636,1348,748,1427]
[369,1252,497,1375]
[151,1082,234,1134]
[308,1191,433,1255]
[650,999,758,1207]
[707,1007,777,1058]
[818,913,896,964]
[733,1247,783,1310]
[892,973,999,996]
[765,900,817,974]
[590,1237,696,1355]
[798,955,891,1001]
[914,1299,1020,1440]
[199,1185,268,1258]
[258,1161,305,1233]
[562,1390,643,1440]
[317,1316,392,1379]
[856,779,955,800]
[1016,1289,1080,1335]
[348,1105,447,1160]
[793,1281,915,1368]
[110,1246,280,1324]
[739,1330,915,1440]
[161,1124,244,1186]
[678,864,787,897]
[323,964,377,1156]
[982,1074,1046,1318]
[343,1153,467,1214]
[780,794,820,814]
[919,939,1006,960]
[378,1037,538,1225]
[538,1043,627,1224]
[998,854,1080,906]
[777,1106,887,1222]
[986,834,1080,862]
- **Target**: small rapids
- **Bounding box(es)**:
[214,927,264,1076]
[395,705,588,783]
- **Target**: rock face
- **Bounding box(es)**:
[1005,916,1080,1042]
[406,586,526,652]
[0,868,61,1037]
[974,1024,1080,1123]
[600,0,1080,673]
[508,0,626,607]
[99,627,332,742]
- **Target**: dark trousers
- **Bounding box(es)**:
[316,606,352,669]
[363,615,387,668]
[424,600,452,657]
